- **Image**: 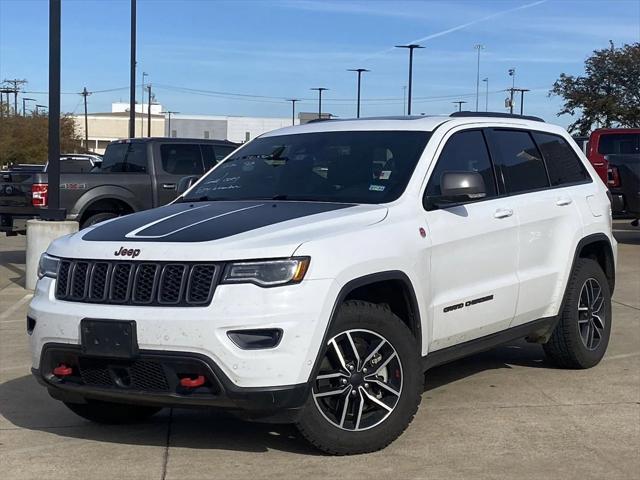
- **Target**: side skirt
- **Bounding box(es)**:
[421,316,557,371]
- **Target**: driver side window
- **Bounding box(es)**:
[425,130,497,200]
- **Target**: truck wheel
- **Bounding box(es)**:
[544,258,612,369]
[64,400,162,424]
[296,300,422,455]
[81,212,118,229]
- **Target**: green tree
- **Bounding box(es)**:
[0,111,83,166]
[550,42,640,135]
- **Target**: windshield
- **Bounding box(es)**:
[182,130,431,204]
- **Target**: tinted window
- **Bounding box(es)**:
[183,131,430,204]
[160,144,204,175]
[490,130,549,193]
[597,133,640,155]
[59,159,93,173]
[101,143,147,173]
[201,145,235,170]
[425,130,496,199]
[533,132,590,186]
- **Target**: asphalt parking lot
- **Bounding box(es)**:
[0,221,638,480]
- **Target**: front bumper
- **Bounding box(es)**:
[29,276,339,389]
[33,344,308,421]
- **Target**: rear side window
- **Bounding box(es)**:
[101,143,147,173]
[533,132,590,186]
[489,130,549,194]
[597,133,640,155]
[160,144,204,175]
[425,130,497,199]
[201,145,235,170]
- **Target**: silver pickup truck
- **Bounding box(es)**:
[0,138,238,234]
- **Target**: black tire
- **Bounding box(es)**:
[296,300,422,455]
[64,400,162,424]
[544,258,612,369]
[81,212,119,229]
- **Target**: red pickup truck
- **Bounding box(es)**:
[587,128,640,183]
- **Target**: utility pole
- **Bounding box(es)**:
[140,71,147,137]
[3,79,27,115]
[81,87,91,150]
[507,68,516,114]
[474,44,484,112]
[310,87,328,120]
[286,99,299,125]
[147,84,152,137]
[453,100,467,112]
[511,88,530,115]
[129,0,136,138]
[395,44,424,116]
[22,97,35,116]
[482,77,489,111]
[161,110,179,136]
[347,68,369,118]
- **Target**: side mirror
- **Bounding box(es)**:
[176,175,199,196]
[426,171,486,208]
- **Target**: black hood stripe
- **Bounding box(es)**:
[82,201,354,243]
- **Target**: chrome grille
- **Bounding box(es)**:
[55,260,219,306]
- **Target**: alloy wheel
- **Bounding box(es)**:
[577,278,606,351]
[312,329,403,431]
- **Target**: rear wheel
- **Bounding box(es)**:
[544,258,612,369]
[81,212,119,229]
[65,400,162,424]
[296,300,422,455]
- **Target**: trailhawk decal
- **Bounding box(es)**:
[443,295,494,313]
[82,201,354,243]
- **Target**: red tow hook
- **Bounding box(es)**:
[53,363,73,377]
[180,375,205,388]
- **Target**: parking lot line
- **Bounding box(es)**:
[0,294,32,321]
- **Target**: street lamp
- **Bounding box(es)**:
[482,77,489,111]
[286,99,299,125]
[474,44,484,112]
[347,68,369,118]
[141,71,148,137]
[22,97,35,116]
[395,44,424,115]
[452,100,467,112]
[310,87,328,120]
[35,104,47,115]
[508,68,516,114]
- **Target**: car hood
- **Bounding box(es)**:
[48,200,388,261]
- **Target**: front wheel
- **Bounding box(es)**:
[296,301,422,455]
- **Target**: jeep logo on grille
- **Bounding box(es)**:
[114,247,141,258]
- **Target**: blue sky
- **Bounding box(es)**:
[1,0,639,126]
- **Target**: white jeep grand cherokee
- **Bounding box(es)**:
[29,113,616,455]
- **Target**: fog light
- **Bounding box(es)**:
[227,329,283,350]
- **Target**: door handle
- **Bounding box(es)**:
[162,183,176,190]
[494,208,513,219]
[556,197,573,206]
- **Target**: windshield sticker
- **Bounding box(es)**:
[378,170,392,180]
[369,185,385,192]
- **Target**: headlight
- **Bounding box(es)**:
[38,253,60,279]
[222,257,310,287]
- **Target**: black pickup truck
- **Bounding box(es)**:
[607,153,640,222]
[0,138,238,235]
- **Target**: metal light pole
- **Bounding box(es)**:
[286,99,299,125]
[512,88,530,115]
[140,71,147,137]
[402,86,407,115]
[128,0,136,138]
[453,100,467,112]
[474,44,484,112]
[395,44,424,116]
[46,0,63,220]
[35,104,47,115]
[482,77,489,111]
[22,97,35,116]
[347,68,369,118]
[310,87,328,120]
[147,84,152,137]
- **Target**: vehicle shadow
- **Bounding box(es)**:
[0,340,548,455]
[613,228,640,245]
[0,249,26,287]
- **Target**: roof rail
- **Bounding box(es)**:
[450,111,545,122]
